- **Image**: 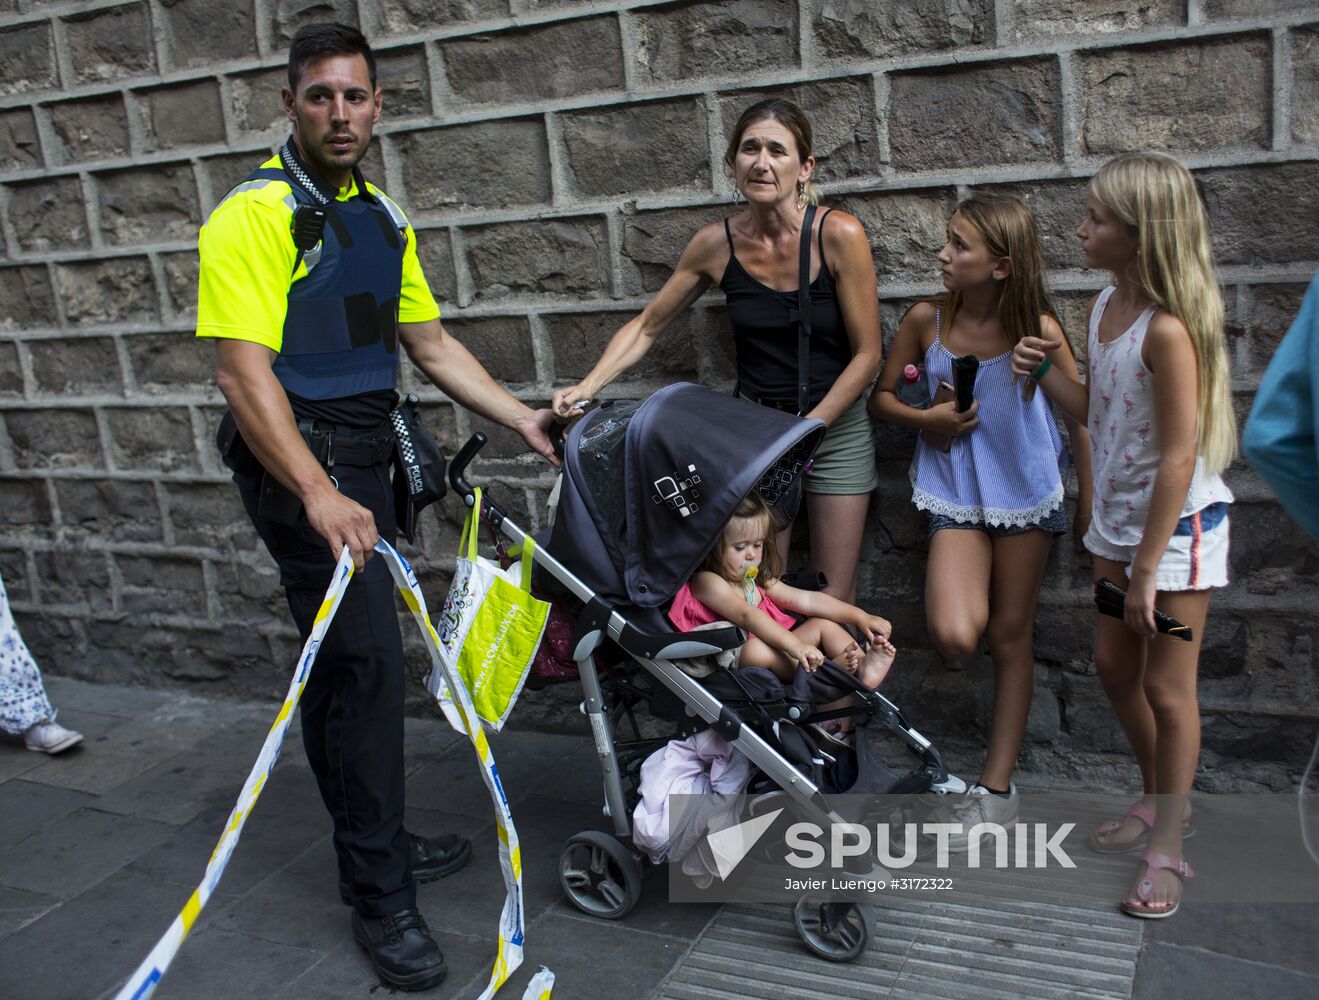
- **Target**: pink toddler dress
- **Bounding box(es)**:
[668,580,797,639]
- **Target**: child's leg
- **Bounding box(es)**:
[925,528,992,659]
[794,618,862,669]
[856,634,896,689]
[810,616,896,690]
[980,529,1055,791]
[782,619,860,730]
[1127,588,1211,911]
[1144,591,1211,811]
[738,620,868,682]
[795,617,897,687]
[1090,556,1159,849]
[738,636,799,683]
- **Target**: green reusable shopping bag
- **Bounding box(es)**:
[436,489,551,732]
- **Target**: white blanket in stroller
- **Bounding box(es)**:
[632,731,752,887]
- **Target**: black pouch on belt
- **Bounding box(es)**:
[216,409,259,475]
[215,409,304,526]
[389,394,447,543]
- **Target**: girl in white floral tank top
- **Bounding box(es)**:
[1013,153,1238,922]
[1086,286,1233,550]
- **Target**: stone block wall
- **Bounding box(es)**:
[1,0,1316,788]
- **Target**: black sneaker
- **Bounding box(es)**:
[351,906,447,992]
[340,834,474,905]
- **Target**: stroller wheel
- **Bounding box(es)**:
[791,894,874,962]
[559,830,644,920]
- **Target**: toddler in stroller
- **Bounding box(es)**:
[671,490,897,690]
[445,383,957,962]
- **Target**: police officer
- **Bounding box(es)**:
[196,23,558,993]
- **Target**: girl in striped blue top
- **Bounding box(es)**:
[869,194,1092,843]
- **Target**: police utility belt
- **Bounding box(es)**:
[216,394,446,542]
[298,418,395,469]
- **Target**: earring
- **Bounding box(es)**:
[732,185,742,205]
[796,182,806,210]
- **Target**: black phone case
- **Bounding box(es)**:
[1094,579,1194,641]
[953,354,979,412]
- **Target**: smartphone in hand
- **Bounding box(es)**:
[920,380,957,453]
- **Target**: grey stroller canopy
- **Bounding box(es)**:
[548,383,826,610]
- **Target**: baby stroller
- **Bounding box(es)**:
[446,383,956,961]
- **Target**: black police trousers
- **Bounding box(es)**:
[234,460,414,918]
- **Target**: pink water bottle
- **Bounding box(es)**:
[897,364,930,408]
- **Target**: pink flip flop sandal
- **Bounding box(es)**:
[1120,849,1194,919]
[1089,801,1195,855]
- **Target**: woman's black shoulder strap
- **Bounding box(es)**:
[795,204,818,415]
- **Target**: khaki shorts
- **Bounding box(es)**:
[804,396,877,496]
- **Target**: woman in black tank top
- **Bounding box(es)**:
[552,99,884,604]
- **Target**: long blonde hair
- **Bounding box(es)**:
[939,192,1064,353]
[1090,152,1237,475]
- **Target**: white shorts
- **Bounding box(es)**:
[1084,502,1230,591]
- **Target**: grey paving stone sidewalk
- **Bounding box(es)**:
[0,677,719,1000]
[1,677,1315,1000]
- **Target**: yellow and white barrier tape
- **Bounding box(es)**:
[382,539,541,1000]
[114,539,552,1000]
[523,966,556,998]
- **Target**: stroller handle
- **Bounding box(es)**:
[449,433,487,506]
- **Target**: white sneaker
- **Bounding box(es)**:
[930,783,1019,852]
[24,716,84,755]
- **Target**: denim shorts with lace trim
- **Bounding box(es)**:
[927,503,1068,542]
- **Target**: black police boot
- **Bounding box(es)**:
[351,906,447,992]
[340,833,474,905]
[411,833,473,881]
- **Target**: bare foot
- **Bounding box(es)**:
[1121,855,1187,918]
[858,638,896,689]
[839,641,863,673]
[1092,812,1149,851]
[1091,798,1193,853]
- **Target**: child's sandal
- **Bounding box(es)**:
[1120,849,1194,919]
[1090,801,1155,854]
[1089,801,1195,855]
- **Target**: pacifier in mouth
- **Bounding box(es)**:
[742,565,758,603]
